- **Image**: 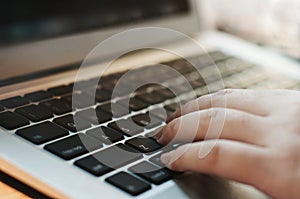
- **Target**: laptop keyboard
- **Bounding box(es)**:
[1,51,300,196]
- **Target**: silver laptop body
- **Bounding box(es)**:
[1,0,300,198]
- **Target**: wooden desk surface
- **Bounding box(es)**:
[0,181,29,199]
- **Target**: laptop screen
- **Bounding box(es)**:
[1,0,189,46]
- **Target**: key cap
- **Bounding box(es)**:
[91,144,142,169]
[208,51,230,62]
[74,155,113,177]
[86,126,124,145]
[164,103,180,113]
[153,88,176,100]
[168,59,195,74]
[47,85,73,96]
[190,78,205,89]
[16,121,68,145]
[53,114,91,132]
[135,84,164,94]
[129,161,171,185]
[24,90,54,102]
[118,97,148,112]
[75,108,112,125]
[0,96,29,109]
[149,153,165,168]
[62,93,95,109]
[97,103,129,118]
[0,105,4,112]
[108,119,144,137]
[40,99,72,115]
[105,172,151,196]
[125,136,162,153]
[168,83,193,94]
[72,79,98,91]
[149,145,180,167]
[136,92,165,105]
[44,133,102,160]
[90,108,112,124]
[0,111,29,130]
[132,113,163,129]
[15,105,53,122]
[87,88,112,102]
[150,108,169,121]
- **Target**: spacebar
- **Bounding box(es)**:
[94,144,142,169]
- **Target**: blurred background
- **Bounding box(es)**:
[201,0,300,59]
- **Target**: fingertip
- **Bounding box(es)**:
[160,153,171,165]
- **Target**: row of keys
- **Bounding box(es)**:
[0,51,230,110]
[0,95,177,131]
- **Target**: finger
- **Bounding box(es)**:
[157,108,267,146]
[160,140,269,187]
[169,89,271,122]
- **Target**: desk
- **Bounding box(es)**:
[0,182,29,199]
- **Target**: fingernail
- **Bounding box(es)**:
[160,153,171,165]
[152,127,164,140]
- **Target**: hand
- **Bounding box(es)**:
[155,89,300,199]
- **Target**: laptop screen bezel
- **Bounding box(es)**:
[0,0,201,83]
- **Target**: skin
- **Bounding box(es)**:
[154,89,300,199]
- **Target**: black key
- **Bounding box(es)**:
[108,119,144,137]
[0,111,29,130]
[93,144,142,169]
[153,88,176,100]
[132,113,163,129]
[88,88,112,102]
[149,145,180,167]
[135,84,164,94]
[44,133,102,160]
[208,51,229,62]
[190,78,205,89]
[129,161,171,185]
[62,93,95,109]
[136,92,165,105]
[106,172,151,196]
[95,108,113,124]
[168,59,195,74]
[24,90,54,102]
[118,97,148,112]
[16,121,68,145]
[40,99,72,115]
[86,126,124,145]
[169,83,193,94]
[150,108,169,121]
[15,105,53,122]
[164,103,180,113]
[47,85,73,96]
[74,155,113,177]
[149,153,165,168]
[53,114,92,132]
[125,136,162,153]
[75,108,112,125]
[0,96,29,109]
[97,103,129,118]
[0,105,4,112]
[72,79,98,91]
[87,144,142,172]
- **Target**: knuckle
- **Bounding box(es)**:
[206,108,223,120]
[211,89,233,107]
[216,88,234,96]
[238,113,251,126]
[203,141,221,167]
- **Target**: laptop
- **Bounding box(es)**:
[1,0,300,198]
